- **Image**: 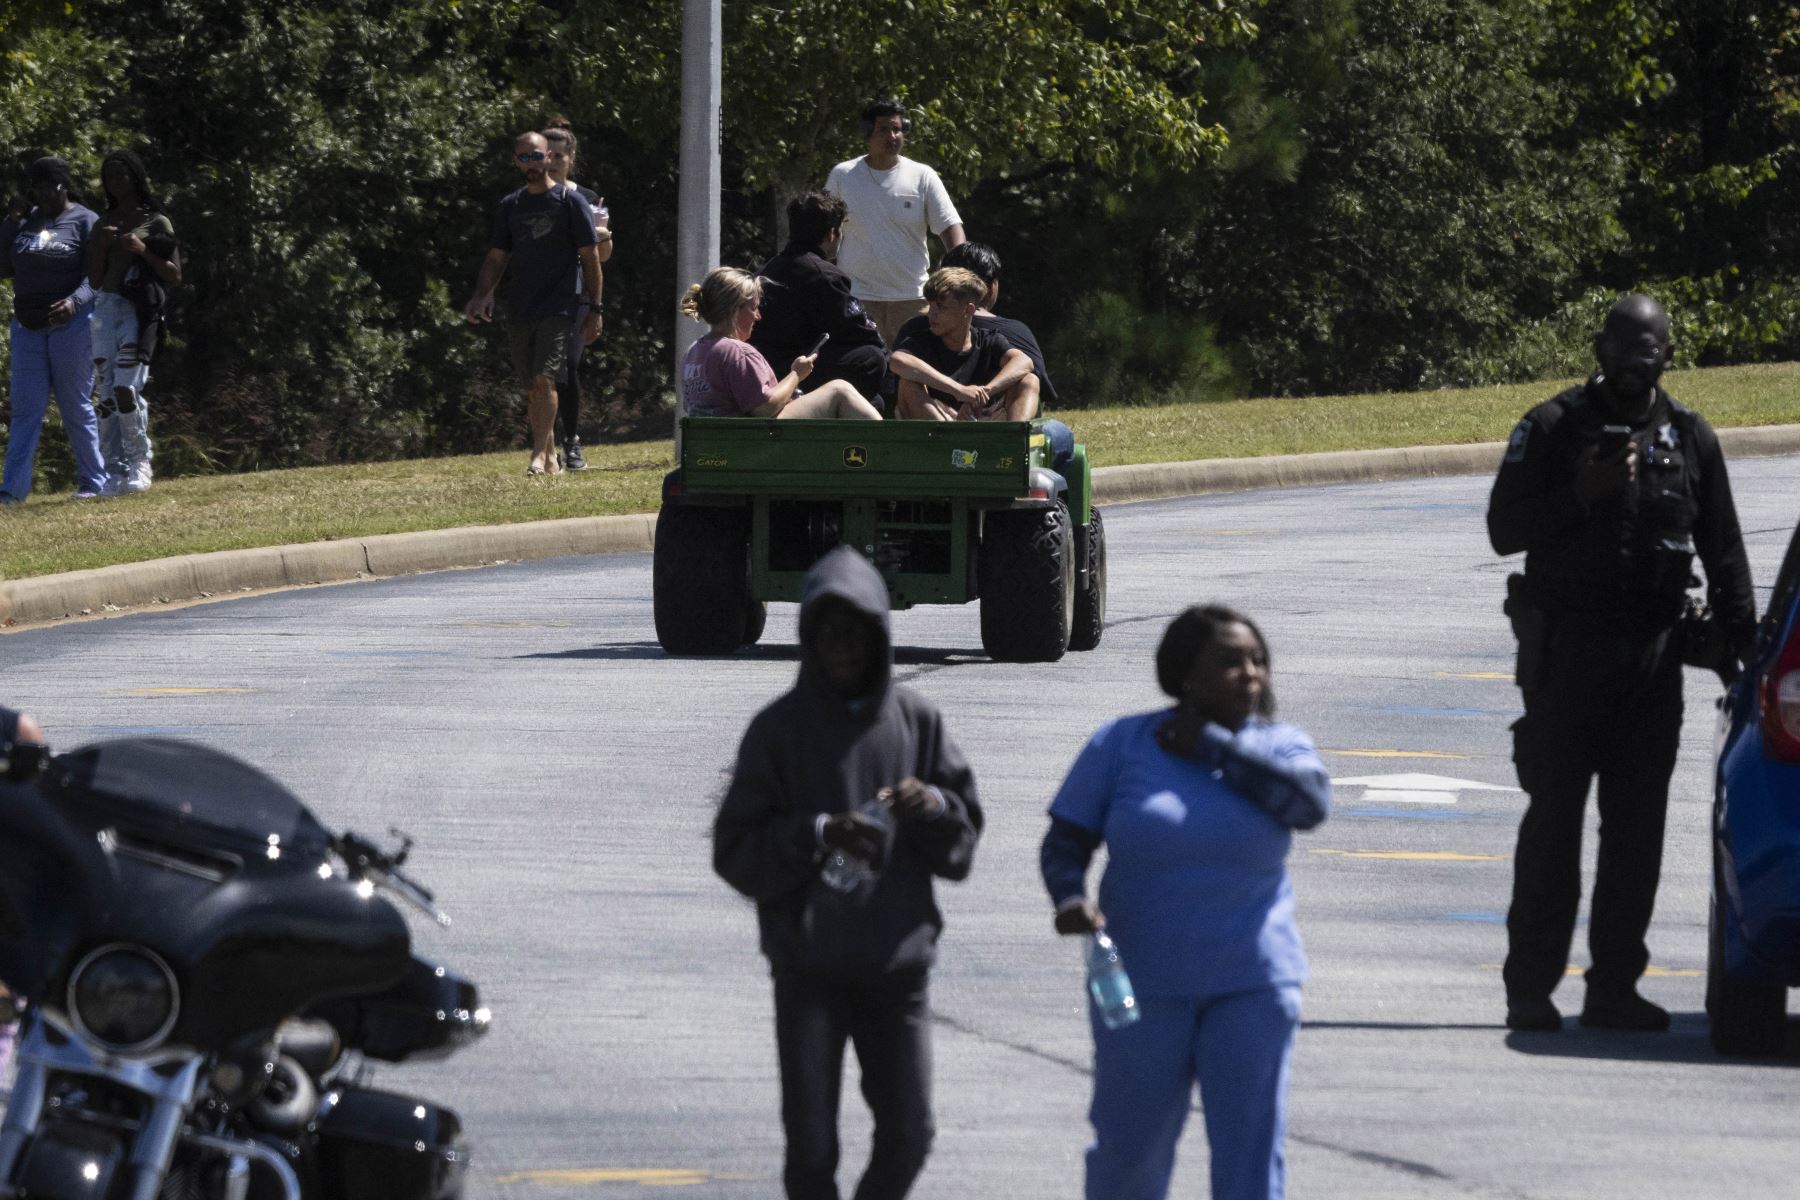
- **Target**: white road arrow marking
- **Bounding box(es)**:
[1333,772,1518,805]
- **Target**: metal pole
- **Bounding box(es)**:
[675,0,722,461]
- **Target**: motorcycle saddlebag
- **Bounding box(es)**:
[314,1087,468,1200]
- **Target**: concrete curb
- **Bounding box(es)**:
[6,425,1797,629]
[1,514,656,628]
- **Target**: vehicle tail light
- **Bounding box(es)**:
[1761,622,1800,763]
[1026,487,1050,500]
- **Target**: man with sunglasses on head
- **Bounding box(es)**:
[464,130,603,476]
[543,117,611,471]
[825,100,965,350]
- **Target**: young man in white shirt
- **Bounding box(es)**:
[824,99,966,349]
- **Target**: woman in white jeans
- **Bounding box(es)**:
[86,150,181,495]
[678,267,882,420]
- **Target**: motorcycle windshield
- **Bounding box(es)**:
[47,737,334,859]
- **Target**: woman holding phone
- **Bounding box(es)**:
[679,267,881,420]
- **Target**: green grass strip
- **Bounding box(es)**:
[2,362,1793,581]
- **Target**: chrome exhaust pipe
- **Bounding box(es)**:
[182,1131,301,1200]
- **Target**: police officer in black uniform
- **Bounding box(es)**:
[1488,293,1756,1033]
[751,191,889,403]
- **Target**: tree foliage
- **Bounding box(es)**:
[0,0,1795,479]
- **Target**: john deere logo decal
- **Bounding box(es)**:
[843,446,869,468]
[951,449,978,469]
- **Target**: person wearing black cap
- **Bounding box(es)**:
[1,156,108,503]
[713,546,982,1200]
[1488,293,1756,1033]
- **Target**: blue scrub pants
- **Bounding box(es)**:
[1086,985,1301,1200]
[4,311,106,500]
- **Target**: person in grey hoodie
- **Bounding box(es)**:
[714,546,983,1200]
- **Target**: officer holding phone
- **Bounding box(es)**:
[1487,294,1755,1034]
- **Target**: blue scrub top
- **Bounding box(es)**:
[1049,711,1318,999]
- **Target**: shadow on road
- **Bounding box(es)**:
[515,642,983,666]
[1303,1020,1509,1032]
[1504,1012,1800,1065]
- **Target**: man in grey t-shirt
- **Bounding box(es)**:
[464,131,602,476]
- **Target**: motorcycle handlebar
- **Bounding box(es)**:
[1,706,49,783]
[332,829,453,928]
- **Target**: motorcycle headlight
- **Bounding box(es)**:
[68,944,179,1052]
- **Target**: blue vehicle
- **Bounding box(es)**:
[1709,518,1800,1054]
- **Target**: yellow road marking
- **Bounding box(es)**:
[1433,671,1515,681]
[1326,749,1474,760]
[494,1168,715,1185]
[109,687,254,697]
[1312,849,1506,862]
[1479,964,1703,978]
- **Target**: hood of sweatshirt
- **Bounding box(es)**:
[797,546,894,716]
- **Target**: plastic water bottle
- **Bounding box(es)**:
[819,792,894,893]
[820,848,874,893]
[1086,930,1140,1029]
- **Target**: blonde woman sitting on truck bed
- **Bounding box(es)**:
[680,267,882,420]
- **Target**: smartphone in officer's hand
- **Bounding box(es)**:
[1598,424,1634,459]
[806,332,830,357]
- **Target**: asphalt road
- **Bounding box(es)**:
[4,455,1798,1199]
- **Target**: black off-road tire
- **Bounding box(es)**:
[1069,507,1107,652]
[654,503,751,655]
[979,503,1074,663]
[743,598,769,646]
[1707,854,1787,1055]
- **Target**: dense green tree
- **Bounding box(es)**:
[1165,0,1629,394]
[1558,0,1800,363]
[0,0,1794,474]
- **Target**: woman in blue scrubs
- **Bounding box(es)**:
[1041,605,1331,1200]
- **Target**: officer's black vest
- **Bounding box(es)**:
[1524,382,1703,623]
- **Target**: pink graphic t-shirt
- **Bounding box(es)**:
[681,334,779,416]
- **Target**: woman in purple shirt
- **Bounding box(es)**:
[1,156,107,503]
[1041,605,1331,1200]
[679,267,881,420]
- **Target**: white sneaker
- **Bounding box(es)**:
[123,464,153,494]
[100,475,127,497]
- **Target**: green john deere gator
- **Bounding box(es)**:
[653,416,1105,662]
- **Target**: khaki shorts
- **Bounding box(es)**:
[507,316,572,385]
[861,298,927,350]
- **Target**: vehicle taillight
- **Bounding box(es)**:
[1761,624,1800,763]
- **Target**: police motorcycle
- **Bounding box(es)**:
[0,723,488,1200]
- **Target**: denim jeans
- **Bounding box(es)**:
[4,310,106,500]
[90,292,153,481]
[773,967,934,1200]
